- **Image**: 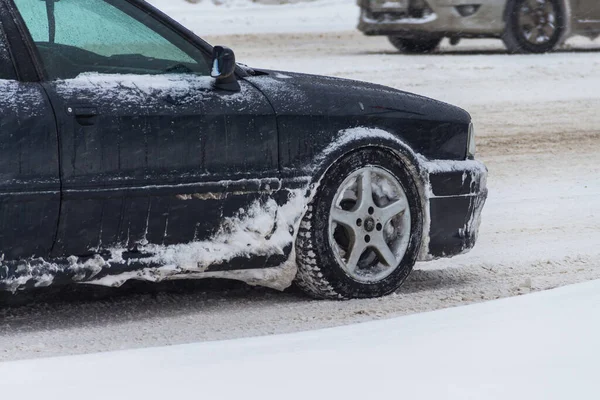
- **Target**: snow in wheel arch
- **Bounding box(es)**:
[309,128,434,256]
[308,126,489,262]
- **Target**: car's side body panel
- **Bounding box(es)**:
[0,4,60,262]
[0,80,60,261]
[421,159,487,259]
[245,71,486,260]
[44,76,279,258]
[571,0,600,37]
[245,71,471,178]
[0,0,290,291]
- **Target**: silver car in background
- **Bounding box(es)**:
[358,0,600,53]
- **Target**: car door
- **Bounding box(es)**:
[11,0,278,258]
[0,3,60,262]
[573,0,600,30]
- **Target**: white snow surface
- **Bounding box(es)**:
[59,73,213,92]
[2,280,599,399]
[147,0,358,35]
[54,73,258,108]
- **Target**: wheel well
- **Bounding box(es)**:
[313,143,428,224]
[503,0,569,23]
[314,143,423,187]
[296,145,426,298]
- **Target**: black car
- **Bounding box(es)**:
[0,0,487,299]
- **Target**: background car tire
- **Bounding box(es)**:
[294,148,423,299]
[502,0,564,54]
[388,37,442,53]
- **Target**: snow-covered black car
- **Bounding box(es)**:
[0,0,487,299]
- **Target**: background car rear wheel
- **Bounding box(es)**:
[295,148,423,299]
[502,0,564,54]
[388,37,442,53]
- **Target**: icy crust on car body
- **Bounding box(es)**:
[244,75,309,105]
[0,189,311,292]
[0,127,485,292]
[90,189,309,290]
[314,126,421,169]
[418,155,488,260]
[54,73,260,110]
[0,79,50,115]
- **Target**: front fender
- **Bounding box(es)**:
[309,127,425,183]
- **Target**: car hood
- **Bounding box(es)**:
[242,69,471,161]
[243,69,471,125]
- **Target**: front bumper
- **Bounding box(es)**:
[357,0,505,37]
[418,158,488,260]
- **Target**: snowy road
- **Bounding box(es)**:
[1,31,599,361]
[4,280,600,399]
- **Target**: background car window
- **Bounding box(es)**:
[13,0,210,79]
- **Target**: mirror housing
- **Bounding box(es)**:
[211,46,240,92]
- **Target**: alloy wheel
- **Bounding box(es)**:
[328,166,411,283]
[518,0,557,45]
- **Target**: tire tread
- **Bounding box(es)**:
[294,205,345,300]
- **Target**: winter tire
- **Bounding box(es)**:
[388,37,442,53]
[295,148,423,299]
[502,0,564,54]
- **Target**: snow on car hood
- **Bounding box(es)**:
[245,69,471,124]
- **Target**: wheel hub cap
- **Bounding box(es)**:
[518,0,557,45]
[364,217,375,233]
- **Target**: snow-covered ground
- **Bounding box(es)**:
[1,0,599,364]
[147,0,359,35]
[2,280,599,399]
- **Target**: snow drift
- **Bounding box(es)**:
[1,279,599,399]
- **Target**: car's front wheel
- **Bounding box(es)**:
[388,37,442,53]
[295,149,423,299]
[502,0,564,54]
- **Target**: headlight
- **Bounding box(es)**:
[467,122,476,159]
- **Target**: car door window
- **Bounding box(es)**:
[13,0,210,79]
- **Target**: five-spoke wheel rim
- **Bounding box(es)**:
[328,166,411,283]
[518,0,557,45]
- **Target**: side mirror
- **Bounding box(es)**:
[211,46,240,92]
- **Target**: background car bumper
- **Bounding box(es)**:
[357,0,506,37]
[419,159,488,260]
